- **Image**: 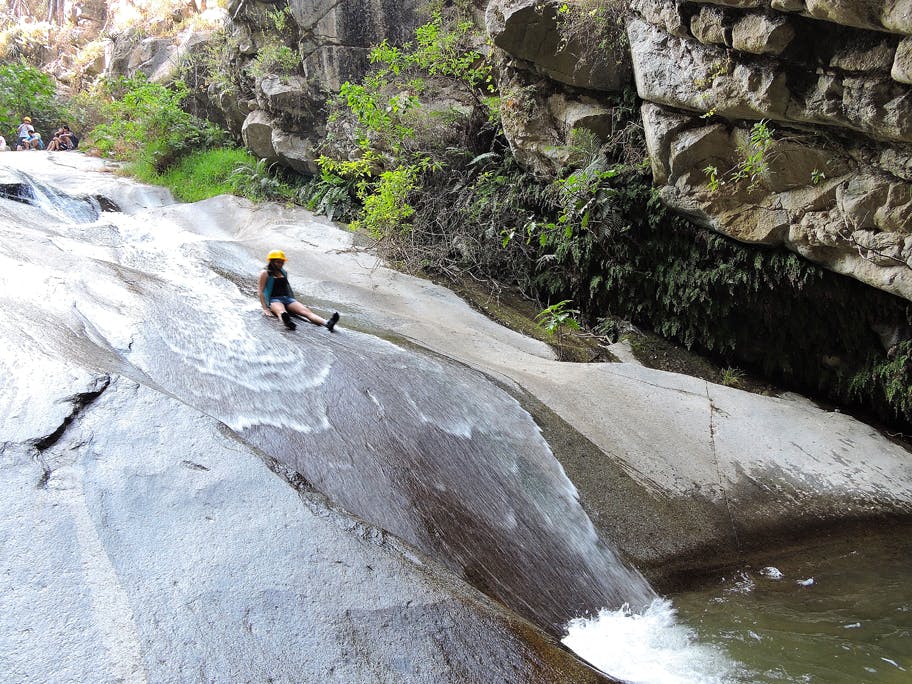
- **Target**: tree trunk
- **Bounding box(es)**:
[9,0,30,19]
[47,0,63,23]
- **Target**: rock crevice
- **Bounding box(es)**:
[32,375,110,453]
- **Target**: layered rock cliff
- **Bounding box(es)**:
[221,0,431,174]
[204,0,911,305]
[628,0,912,301]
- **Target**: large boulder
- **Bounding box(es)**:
[241,109,278,161]
[149,30,215,84]
[273,128,320,175]
[498,62,622,176]
[256,74,323,123]
[486,0,631,92]
[628,16,912,143]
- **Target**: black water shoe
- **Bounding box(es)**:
[281,312,296,330]
[325,312,340,332]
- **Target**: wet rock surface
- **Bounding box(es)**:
[2,153,911,678]
[0,153,622,680]
[1,368,607,682]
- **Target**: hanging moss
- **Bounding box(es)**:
[527,171,912,430]
[411,156,912,431]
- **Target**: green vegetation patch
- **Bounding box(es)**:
[85,74,225,171]
[0,60,65,139]
[132,147,259,202]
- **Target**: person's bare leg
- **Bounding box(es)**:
[270,302,296,329]
[287,301,340,331]
[287,301,325,325]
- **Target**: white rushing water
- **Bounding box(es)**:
[0,153,657,636]
[7,153,911,683]
[563,599,742,684]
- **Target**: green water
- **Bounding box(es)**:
[672,527,912,683]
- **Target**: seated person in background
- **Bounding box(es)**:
[27,130,44,150]
[46,129,63,150]
[61,125,78,149]
[47,127,73,151]
[48,125,78,151]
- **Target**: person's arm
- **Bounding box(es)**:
[257,270,272,315]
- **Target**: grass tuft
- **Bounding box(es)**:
[131,148,258,202]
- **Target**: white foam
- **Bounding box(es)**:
[562,598,740,684]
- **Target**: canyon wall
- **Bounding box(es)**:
[628,0,912,300]
[147,0,912,303]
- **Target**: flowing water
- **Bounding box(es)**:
[0,156,654,637]
[5,154,910,682]
[671,527,912,683]
[563,527,912,683]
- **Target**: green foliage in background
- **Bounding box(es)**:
[318,9,495,238]
[0,60,64,138]
[246,42,300,80]
[228,157,297,202]
[535,300,581,336]
[133,147,260,202]
[298,170,360,223]
[407,135,912,428]
[849,341,912,423]
[193,27,243,100]
[88,74,225,171]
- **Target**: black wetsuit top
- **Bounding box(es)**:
[270,275,291,298]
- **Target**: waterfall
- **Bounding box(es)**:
[0,154,655,637]
[0,165,101,223]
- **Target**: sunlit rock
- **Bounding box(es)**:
[730,12,795,55]
[690,4,729,46]
[630,0,912,301]
[893,36,912,83]
[241,109,278,161]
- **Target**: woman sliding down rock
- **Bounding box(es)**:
[257,249,340,332]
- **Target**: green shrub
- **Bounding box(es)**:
[228,158,295,202]
[848,341,912,423]
[246,42,299,80]
[318,8,497,240]
[352,165,420,238]
[88,74,225,170]
[0,59,64,139]
[535,300,581,336]
[298,171,359,222]
[186,26,244,100]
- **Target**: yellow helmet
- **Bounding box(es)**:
[267,249,286,261]
[23,116,31,123]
